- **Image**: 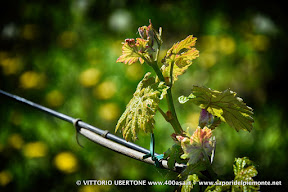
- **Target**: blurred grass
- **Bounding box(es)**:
[0,0,287,191]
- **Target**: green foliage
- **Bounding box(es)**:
[179,160,207,182]
[115,72,168,141]
[205,157,259,192]
[204,183,231,192]
[114,20,260,192]
[233,157,257,179]
[181,174,200,192]
[163,143,186,169]
[115,20,186,137]
[161,35,199,83]
[179,86,254,132]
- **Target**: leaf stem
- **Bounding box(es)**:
[157,107,169,121]
[151,61,165,81]
[150,61,183,134]
[169,61,174,87]
[143,29,183,134]
[166,88,183,134]
[202,148,217,180]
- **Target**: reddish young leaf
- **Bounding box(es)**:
[116,38,150,65]
[177,127,214,165]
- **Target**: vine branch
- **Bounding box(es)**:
[150,61,183,134]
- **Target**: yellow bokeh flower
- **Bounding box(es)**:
[0,170,12,186]
[200,35,218,52]
[80,184,110,192]
[54,152,78,174]
[79,68,101,87]
[0,57,22,75]
[78,185,102,192]
[98,103,120,121]
[93,81,117,100]
[219,36,236,55]
[19,71,45,89]
[199,52,217,69]
[45,90,64,107]
[8,134,24,150]
[23,142,47,158]
[125,64,144,81]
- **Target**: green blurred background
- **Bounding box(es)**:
[0,0,287,191]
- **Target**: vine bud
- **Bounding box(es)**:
[146,24,154,47]
[138,20,154,47]
[199,109,214,128]
[125,38,136,47]
[138,26,147,39]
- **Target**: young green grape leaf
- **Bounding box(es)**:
[116,38,151,65]
[178,95,192,104]
[115,72,168,141]
[179,86,254,132]
[163,143,186,169]
[181,174,200,192]
[179,160,207,181]
[232,157,260,191]
[204,182,231,192]
[177,127,214,165]
[233,157,258,181]
[161,35,199,83]
[204,157,259,192]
